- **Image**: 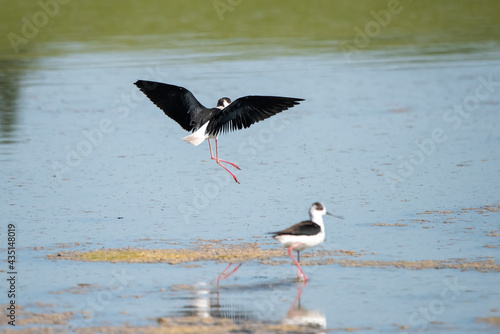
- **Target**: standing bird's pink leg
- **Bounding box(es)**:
[297,250,304,280]
[288,244,308,281]
[217,263,243,285]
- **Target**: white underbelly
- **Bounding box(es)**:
[274,232,325,251]
[182,121,216,146]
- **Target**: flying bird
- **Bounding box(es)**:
[134,80,304,183]
[270,202,343,281]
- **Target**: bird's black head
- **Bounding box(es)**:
[311,202,344,220]
[312,202,325,211]
[217,97,232,109]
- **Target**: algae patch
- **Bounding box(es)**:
[47,243,285,264]
[47,241,500,272]
[477,316,500,327]
[315,258,500,272]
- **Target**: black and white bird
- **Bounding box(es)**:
[134,80,304,183]
[270,202,343,281]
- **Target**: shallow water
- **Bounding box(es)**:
[1,1,500,333]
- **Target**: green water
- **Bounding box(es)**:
[1,0,500,58]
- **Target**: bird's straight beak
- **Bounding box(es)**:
[326,212,344,220]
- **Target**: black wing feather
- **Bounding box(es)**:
[134,80,206,131]
[270,220,321,236]
[206,96,304,136]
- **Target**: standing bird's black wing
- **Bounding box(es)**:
[134,80,207,131]
[270,221,321,236]
[206,96,304,136]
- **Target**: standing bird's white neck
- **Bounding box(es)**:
[309,210,325,230]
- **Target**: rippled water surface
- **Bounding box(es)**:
[1,1,500,332]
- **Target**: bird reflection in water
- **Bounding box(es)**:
[171,280,326,331]
[282,281,327,331]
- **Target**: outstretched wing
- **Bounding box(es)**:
[206,96,304,136]
[270,221,321,236]
[134,80,207,131]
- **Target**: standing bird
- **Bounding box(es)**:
[134,80,304,184]
[270,202,343,281]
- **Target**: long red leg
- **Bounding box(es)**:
[217,263,243,285]
[297,250,303,280]
[217,159,241,170]
[208,139,215,159]
[209,139,238,167]
[214,139,240,183]
[214,139,241,170]
[288,244,308,281]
